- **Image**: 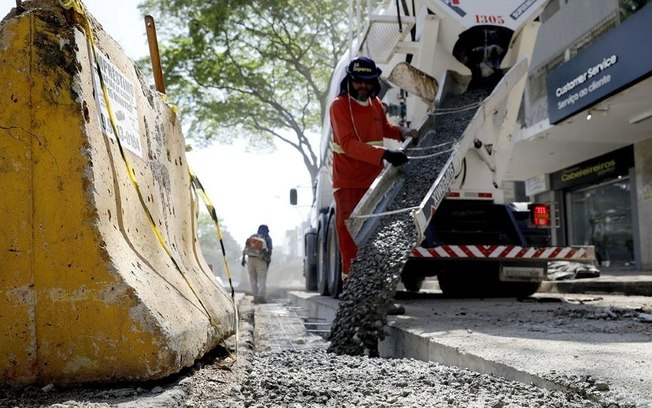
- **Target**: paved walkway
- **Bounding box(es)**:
[253,299,328,352]
[540,268,652,296]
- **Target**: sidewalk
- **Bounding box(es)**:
[540,268,652,296]
[412,267,652,297]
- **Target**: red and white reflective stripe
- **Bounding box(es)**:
[410,245,594,260]
[447,191,494,200]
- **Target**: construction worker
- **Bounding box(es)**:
[241,224,273,303]
[330,56,417,283]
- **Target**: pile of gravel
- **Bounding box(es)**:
[229,349,624,408]
[328,87,491,356]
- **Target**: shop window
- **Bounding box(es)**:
[528,53,563,105]
[568,13,618,58]
[569,179,633,267]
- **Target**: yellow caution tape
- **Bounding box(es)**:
[161,93,179,115]
[189,167,240,354]
[58,0,83,14]
[58,0,238,351]
[189,166,237,299]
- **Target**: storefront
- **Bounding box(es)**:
[550,146,635,268]
[540,6,652,269]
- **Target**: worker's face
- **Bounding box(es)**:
[350,78,374,100]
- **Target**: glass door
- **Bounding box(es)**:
[568,178,633,268]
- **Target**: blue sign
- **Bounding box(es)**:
[546,4,652,124]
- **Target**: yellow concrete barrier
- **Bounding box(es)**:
[0,1,235,385]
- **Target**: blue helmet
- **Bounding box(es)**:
[346,56,382,80]
[339,56,382,97]
[257,224,269,235]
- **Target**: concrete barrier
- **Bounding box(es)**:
[0,0,235,385]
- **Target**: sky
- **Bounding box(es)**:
[0,0,315,251]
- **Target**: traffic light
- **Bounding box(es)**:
[528,203,551,228]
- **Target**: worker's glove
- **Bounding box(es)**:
[241,258,246,267]
[400,126,418,142]
[383,150,409,167]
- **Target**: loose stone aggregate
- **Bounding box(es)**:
[226,349,627,408]
[328,87,492,356]
[0,298,641,407]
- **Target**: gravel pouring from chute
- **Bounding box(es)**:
[328,87,492,356]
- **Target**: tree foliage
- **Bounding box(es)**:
[138,0,350,184]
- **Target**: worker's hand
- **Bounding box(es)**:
[383,150,409,167]
[400,126,418,142]
[241,258,246,267]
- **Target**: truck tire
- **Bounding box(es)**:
[438,266,541,298]
[317,216,330,296]
[401,275,425,292]
[495,281,541,298]
[325,216,343,298]
[437,264,498,297]
[317,240,330,296]
[400,259,426,292]
[436,272,467,297]
[304,259,318,291]
[304,228,319,292]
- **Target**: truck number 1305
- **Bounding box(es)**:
[475,15,505,24]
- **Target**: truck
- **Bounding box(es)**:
[292,0,595,299]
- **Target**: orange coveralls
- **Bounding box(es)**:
[330,95,402,277]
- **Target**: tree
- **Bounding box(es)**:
[138,0,350,186]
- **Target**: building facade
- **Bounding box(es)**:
[518,0,652,270]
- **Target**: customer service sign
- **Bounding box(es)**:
[546,4,652,124]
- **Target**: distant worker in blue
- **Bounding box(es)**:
[241,224,273,304]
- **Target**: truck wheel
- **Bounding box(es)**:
[401,275,424,292]
[303,229,318,292]
[436,272,466,297]
[400,259,426,292]
[317,217,330,296]
[437,266,494,298]
[317,243,330,296]
[326,216,342,298]
[438,267,541,298]
[495,281,541,298]
[304,260,318,291]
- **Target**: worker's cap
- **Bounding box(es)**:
[346,56,382,80]
[257,224,269,234]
